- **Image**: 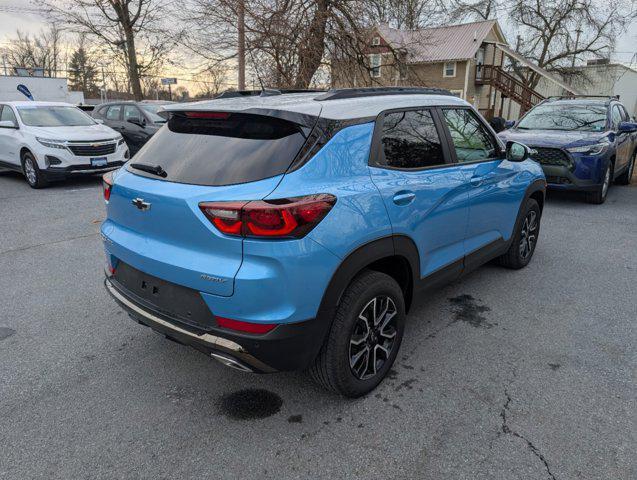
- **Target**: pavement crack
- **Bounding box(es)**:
[500,388,557,480]
[0,232,100,256]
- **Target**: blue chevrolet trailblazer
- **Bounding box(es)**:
[499,96,637,204]
[101,87,545,396]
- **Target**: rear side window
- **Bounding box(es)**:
[129,112,307,186]
[378,109,445,169]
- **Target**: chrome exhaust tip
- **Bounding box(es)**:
[211,352,254,372]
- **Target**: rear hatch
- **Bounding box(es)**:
[104,107,319,297]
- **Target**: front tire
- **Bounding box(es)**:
[21,151,48,189]
[308,270,405,397]
[615,151,635,185]
[585,161,612,204]
[498,198,541,269]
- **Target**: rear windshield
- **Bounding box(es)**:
[129,111,308,186]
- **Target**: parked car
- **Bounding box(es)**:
[101,87,545,397]
[92,101,170,156]
[0,101,128,188]
[499,96,637,204]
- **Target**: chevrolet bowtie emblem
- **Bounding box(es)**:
[132,198,151,211]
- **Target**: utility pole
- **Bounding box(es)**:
[237,0,246,90]
[101,64,108,102]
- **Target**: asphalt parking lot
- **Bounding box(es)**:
[0,171,635,480]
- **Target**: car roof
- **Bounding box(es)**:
[162,92,469,121]
[542,98,619,108]
[3,101,75,107]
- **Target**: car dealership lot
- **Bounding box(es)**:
[0,172,635,480]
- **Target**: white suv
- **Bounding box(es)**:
[0,101,129,188]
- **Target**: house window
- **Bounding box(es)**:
[372,36,380,46]
[443,62,456,77]
[369,54,381,78]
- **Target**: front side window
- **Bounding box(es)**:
[106,105,122,121]
[0,105,17,125]
[442,108,498,163]
[611,106,622,130]
[369,54,381,78]
[124,105,143,121]
[443,62,456,77]
[378,109,445,169]
[140,104,168,122]
[16,106,95,127]
[516,103,607,132]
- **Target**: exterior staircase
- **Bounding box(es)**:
[475,65,545,117]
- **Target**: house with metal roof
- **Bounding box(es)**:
[331,19,578,120]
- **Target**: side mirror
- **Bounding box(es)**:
[504,120,516,129]
[506,141,533,162]
[127,116,144,127]
[618,121,637,133]
[0,120,18,129]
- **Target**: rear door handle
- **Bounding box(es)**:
[393,191,416,206]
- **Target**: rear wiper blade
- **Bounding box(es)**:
[131,163,167,178]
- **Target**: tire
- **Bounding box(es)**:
[615,151,635,185]
[585,161,612,204]
[498,198,541,269]
[308,270,405,398]
[21,151,48,189]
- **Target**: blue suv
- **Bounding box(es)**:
[101,88,545,397]
[499,96,637,204]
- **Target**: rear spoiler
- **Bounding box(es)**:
[164,107,321,130]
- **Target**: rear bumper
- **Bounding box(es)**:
[104,276,328,373]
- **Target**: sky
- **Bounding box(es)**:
[0,0,635,71]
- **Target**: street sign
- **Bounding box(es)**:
[161,78,177,85]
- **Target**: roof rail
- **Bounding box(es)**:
[314,87,453,101]
[546,95,619,101]
[214,88,326,99]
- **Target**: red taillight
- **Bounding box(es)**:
[216,317,277,334]
[102,172,113,202]
[199,195,336,239]
[185,111,231,119]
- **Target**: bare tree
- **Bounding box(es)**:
[447,0,499,21]
[5,25,65,77]
[365,0,444,29]
[193,65,229,98]
[509,0,630,89]
[185,0,382,89]
[43,0,181,100]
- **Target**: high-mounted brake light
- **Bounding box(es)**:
[184,111,232,119]
[199,194,336,239]
[216,317,277,334]
[102,171,113,203]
